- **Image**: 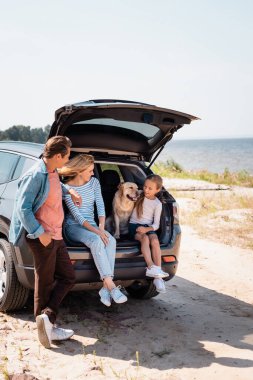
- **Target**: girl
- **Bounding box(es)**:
[59,154,127,306]
[129,174,167,293]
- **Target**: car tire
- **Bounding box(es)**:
[126,280,159,299]
[0,238,30,312]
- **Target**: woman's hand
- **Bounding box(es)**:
[97,228,109,246]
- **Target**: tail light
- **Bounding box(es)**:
[173,201,179,224]
[162,256,176,263]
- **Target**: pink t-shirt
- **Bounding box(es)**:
[35,171,64,240]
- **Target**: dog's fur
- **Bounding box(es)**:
[105,182,139,239]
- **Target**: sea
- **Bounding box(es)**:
[158,138,253,174]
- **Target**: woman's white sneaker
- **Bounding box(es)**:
[99,287,111,307]
[110,286,127,304]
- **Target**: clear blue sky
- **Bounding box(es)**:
[0,0,252,139]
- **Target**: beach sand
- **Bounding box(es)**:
[1,180,253,380]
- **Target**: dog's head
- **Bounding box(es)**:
[118,182,139,202]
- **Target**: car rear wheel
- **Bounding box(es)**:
[0,238,30,312]
[126,280,158,299]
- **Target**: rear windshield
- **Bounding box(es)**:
[73,118,159,138]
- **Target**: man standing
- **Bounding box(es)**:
[9,136,81,349]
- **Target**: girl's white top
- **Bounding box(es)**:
[130,196,162,231]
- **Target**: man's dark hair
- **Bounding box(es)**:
[43,136,72,158]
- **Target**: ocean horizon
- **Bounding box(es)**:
[158,137,253,174]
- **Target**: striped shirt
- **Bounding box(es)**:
[64,177,105,226]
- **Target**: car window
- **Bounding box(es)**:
[100,164,123,181]
[0,152,19,184]
[99,163,145,185]
[120,165,146,186]
[74,118,159,138]
[20,157,36,176]
[8,156,36,182]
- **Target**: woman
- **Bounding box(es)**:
[59,154,127,306]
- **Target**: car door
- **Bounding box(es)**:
[1,154,37,220]
[0,151,20,199]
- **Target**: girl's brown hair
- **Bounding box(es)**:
[58,154,94,182]
[135,174,163,218]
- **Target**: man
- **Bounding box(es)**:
[9,136,82,349]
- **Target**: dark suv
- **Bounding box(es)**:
[0,99,198,312]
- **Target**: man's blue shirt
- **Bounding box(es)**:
[9,159,69,246]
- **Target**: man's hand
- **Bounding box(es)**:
[39,232,53,247]
[69,188,82,207]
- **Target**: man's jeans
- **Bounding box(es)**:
[65,223,116,279]
[26,237,75,324]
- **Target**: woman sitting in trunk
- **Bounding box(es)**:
[59,154,127,306]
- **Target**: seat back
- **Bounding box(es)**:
[100,169,121,216]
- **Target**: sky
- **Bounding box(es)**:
[0,0,252,140]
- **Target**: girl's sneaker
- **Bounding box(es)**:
[146,265,167,278]
[110,286,128,304]
[99,287,111,307]
[153,278,166,293]
[156,266,168,278]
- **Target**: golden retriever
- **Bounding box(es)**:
[105,182,139,239]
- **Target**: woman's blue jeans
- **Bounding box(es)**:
[65,223,116,280]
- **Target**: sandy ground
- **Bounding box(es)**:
[1,184,253,380]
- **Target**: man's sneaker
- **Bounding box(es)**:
[153,278,166,294]
[99,287,111,307]
[146,265,167,278]
[51,326,74,341]
[36,313,53,349]
[110,286,128,304]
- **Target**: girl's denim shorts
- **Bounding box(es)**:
[129,223,157,239]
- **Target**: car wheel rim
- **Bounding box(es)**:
[0,248,7,300]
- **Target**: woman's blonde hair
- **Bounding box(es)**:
[58,154,94,182]
[135,174,163,219]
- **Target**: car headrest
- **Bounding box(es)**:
[100,170,121,187]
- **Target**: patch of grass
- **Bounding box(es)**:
[89,351,105,375]
[18,346,23,360]
[152,161,253,187]
[0,365,10,380]
[176,190,253,249]
[247,242,253,250]
[135,351,140,369]
[96,332,108,344]
[110,365,121,378]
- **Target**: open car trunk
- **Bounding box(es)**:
[62,160,174,253]
[49,99,199,162]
